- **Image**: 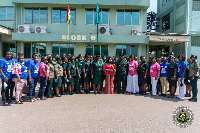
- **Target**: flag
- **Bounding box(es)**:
[67,3,72,24]
[95,3,101,25]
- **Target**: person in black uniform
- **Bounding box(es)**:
[116,53,127,94]
[82,54,91,94]
[138,56,148,95]
[147,57,152,92]
[167,56,178,98]
[75,54,83,94]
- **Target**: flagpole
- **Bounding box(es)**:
[68,23,70,54]
[97,23,98,54]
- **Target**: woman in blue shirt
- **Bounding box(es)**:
[12,55,28,104]
[28,55,40,102]
[177,54,186,99]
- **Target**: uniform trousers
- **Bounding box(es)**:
[191,76,199,99]
[1,79,12,102]
[117,75,126,93]
[151,77,158,95]
[160,77,167,94]
[177,78,185,99]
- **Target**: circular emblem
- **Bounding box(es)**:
[172,106,194,128]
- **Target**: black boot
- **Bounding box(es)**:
[86,89,88,94]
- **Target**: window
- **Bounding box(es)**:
[52,44,75,57]
[0,7,14,21]
[117,10,139,25]
[116,45,138,57]
[86,9,109,25]
[1,43,16,58]
[86,44,108,57]
[163,0,170,6]
[162,13,170,31]
[25,8,47,23]
[193,0,200,11]
[52,8,75,24]
[24,43,46,58]
[191,36,200,46]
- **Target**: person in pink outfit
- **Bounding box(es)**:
[126,55,139,93]
[103,57,116,94]
[12,55,28,104]
[150,57,161,96]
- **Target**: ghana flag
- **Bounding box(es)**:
[66,2,72,24]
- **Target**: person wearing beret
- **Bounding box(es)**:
[67,57,77,95]
[82,54,91,94]
[188,54,199,102]
[91,54,104,94]
[54,57,63,97]
[116,53,127,94]
[167,56,178,98]
[75,54,84,94]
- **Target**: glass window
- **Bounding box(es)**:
[25,8,32,23]
[40,8,47,23]
[52,44,75,56]
[52,8,75,24]
[101,45,108,58]
[33,8,39,23]
[86,9,93,24]
[116,45,138,57]
[86,45,94,56]
[162,13,170,31]
[24,43,31,58]
[24,43,46,58]
[117,10,139,25]
[25,8,47,23]
[7,7,14,20]
[125,10,131,25]
[2,43,17,58]
[0,7,6,20]
[86,9,109,25]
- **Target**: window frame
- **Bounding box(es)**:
[51,8,76,24]
[0,6,15,21]
[23,42,47,59]
[116,9,140,26]
[85,44,109,57]
[115,44,138,57]
[1,41,17,58]
[51,43,76,56]
[24,7,48,24]
[85,8,110,25]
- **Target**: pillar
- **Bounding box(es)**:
[75,43,85,56]
[46,42,52,54]
[109,44,115,57]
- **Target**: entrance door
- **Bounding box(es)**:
[149,45,169,58]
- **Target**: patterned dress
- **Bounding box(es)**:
[103,64,116,94]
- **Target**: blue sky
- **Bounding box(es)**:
[147,0,157,12]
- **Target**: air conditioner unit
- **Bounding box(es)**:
[99,26,110,35]
[131,29,142,35]
[35,26,47,33]
[18,25,31,33]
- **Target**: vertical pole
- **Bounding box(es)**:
[96,23,99,54]
[68,23,70,54]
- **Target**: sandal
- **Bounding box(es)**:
[33,98,37,102]
[14,101,22,104]
[30,99,35,102]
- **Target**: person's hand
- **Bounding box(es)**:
[191,76,194,80]
[17,77,21,82]
[4,77,8,83]
[46,77,48,81]
[79,74,81,79]
[91,75,93,79]
[144,76,146,79]
[56,77,58,81]
[155,76,158,80]
[172,77,176,81]
[29,78,32,83]
[131,74,134,76]
[69,76,72,80]
[65,76,67,80]
[84,74,86,78]
[180,78,183,82]
[48,77,50,81]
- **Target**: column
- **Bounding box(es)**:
[108,44,115,57]
[46,42,52,54]
[74,43,85,56]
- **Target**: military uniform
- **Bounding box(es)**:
[83,61,91,82]
[168,62,178,86]
[91,60,103,85]
[47,63,55,97]
[75,60,83,93]
[54,63,63,87]
[138,62,148,84]
[116,59,127,93]
[189,60,200,99]
[62,62,68,84]
[67,62,77,85]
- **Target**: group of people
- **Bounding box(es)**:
[0,51,199,106]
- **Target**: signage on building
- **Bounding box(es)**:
[62,35,88,41]
[149,35,189,44]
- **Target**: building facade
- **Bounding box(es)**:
[157,0,200,61]
[0,0,151,59]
